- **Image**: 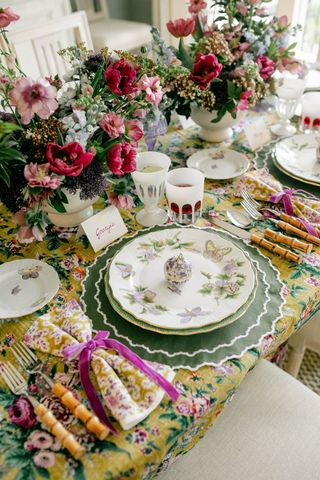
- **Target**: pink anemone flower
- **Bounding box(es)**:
[0,7,20,28]
[137,74,163,106]
[9,77,58,125]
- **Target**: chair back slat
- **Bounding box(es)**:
[7,11,93,78]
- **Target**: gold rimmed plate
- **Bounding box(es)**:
[105,227,256,333]
[274,133,320,186]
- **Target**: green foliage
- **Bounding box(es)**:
[177,39,194,71]
[33,467,50,479]
[0,387,14,408]
[95,441,131,458]
[46,235,62,251]
[0,122,22,139]
[91,63,106,96]
[46,188,68,214]
[0,131,26,187]
[25,209,49,230]
[229,358,245,371]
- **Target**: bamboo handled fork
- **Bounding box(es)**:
[240,193,320,249]
[11,342,110,441]
[0,361,86,459]
[241,189,320,241]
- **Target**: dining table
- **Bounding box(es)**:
[1,108,320,480]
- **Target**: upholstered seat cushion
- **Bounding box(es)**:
[159,359,320,480]
[89,19,151,52]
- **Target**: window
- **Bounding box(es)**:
[299,0,320,63]
[276,0,320,64]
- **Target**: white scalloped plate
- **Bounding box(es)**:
[275,133,320,186]
[0,259,60,319]
[187,148,250,180]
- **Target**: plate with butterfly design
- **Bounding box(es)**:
[106,228,255,332]
[0,259,60,319]
[187,148,250,180]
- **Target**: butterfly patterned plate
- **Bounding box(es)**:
[187,148,250,180]
[104,260,258,335]
[0,259,60,319]
[274,133,320,186]
[106,228,255,332]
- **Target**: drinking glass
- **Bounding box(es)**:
[271,78,306,137]
[165,168,205,224]
[300,92,320,133]
[131,151,171,227]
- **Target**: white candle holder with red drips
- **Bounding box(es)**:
[165,168,204,224]
[131,151,171,227]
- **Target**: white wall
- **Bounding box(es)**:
[108,0,152,23]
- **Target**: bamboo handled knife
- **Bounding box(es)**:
[209,218,302,264]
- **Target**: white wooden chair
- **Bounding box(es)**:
[72,0,152,52]
[159,359,320,480]
[0,0,71,31]
[6,11,93,79]
[285,311,320,378]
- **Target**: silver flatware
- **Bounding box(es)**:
[0,361,86,459]
[11,342,109,440]
[241,196,318,249]
[226,209,252,228]
[241,189,320,236]
[209,217,302,263]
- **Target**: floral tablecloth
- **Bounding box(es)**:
[1,116,320,480]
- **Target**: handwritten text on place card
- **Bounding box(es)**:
[77,205,127,252]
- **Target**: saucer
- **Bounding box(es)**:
[0,259,60,319]
[187,148,250,180]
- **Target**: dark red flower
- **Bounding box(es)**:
[46,142,95,177]
[256,55,275,80]
[107,142,136,176]
[8,396,37,429]
[190,53,222,90]
[104,59,137,95]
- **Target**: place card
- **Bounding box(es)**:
[77,205,128,253]
[244,117,271,150]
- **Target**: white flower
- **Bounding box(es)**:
[243,52,254,62]
[57,81,78,103]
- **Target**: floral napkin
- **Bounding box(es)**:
[24,301,176,431]
[235,169,320,224]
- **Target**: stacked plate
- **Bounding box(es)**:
[104,227,257,335]
[82,223,284,369]
[274,133,320,186]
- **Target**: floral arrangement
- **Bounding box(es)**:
[0,7,165,242]
[152,0,302,122]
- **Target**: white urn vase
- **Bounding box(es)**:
[190,106,243,143]
[44,189,97,228]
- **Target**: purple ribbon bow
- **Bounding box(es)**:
[269,188,319,237]
[62,331,179,433]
